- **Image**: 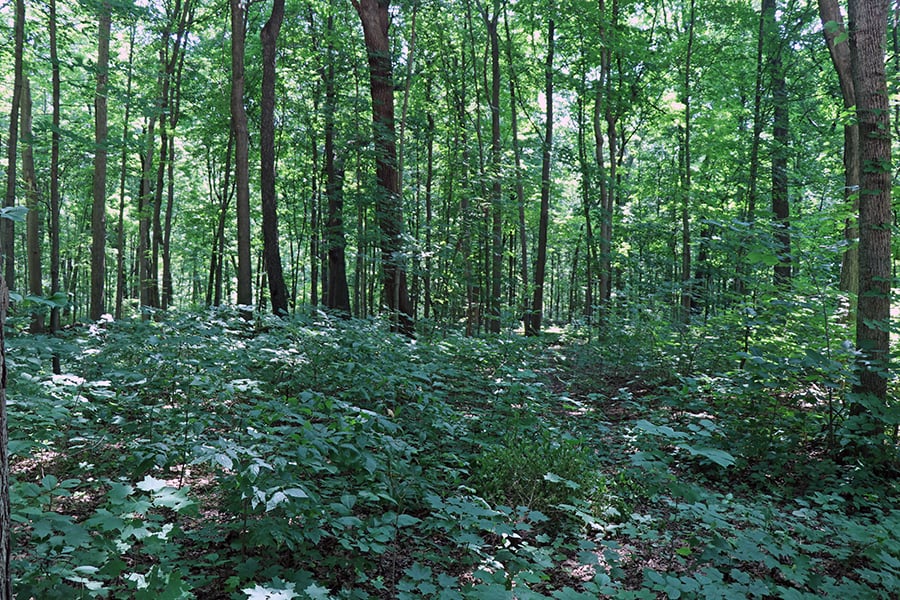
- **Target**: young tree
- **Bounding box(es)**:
[2,0,25,289]
[260,0,289,315]
[351,0,414,335]
[21,78,43,333]
[848,0,891,442]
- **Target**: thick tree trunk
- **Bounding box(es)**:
[525,13,555,336]
[849,0,891,434]
[231,0,253,315]
[21,79,44,333]
[769,0,791,287]
[352,0,415,336]
[260,0,289,316]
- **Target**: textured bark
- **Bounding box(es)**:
[115,25,135,320]
[525,13,555,336]
[352,0,415,336]
[49,0,62,373]
[849,0,891,415]
[260,0,289,316]
[679,0,695,323]
[21,79,44,333]
[231,0,253,314]
[90,1,111,321]
[485,1,503,333]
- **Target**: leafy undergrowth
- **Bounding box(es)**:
[6,309,899,599]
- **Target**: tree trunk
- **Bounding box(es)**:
[21,78,44,333]
[818,0,860,299]
[49,0,62,372]
[260,0,289,316]
[352,0,415,336]
[90,1,111,321]
[3,0,24,289]
[849,0,891,438]
[115,25,136,320]
[323,14,351,315]
[485,1,503,334]
[231,0,253,315]
[0,278,10,599]
[525,12,555,336]
[769,0,791,287]
[679,0,696,323]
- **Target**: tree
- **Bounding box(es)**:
[351,0,414,336]
[525,9,555,336]
[768,0,791,287]
[260,0,289,316]
[232,0,253,315]
[90,0,112,321]
[0,277,8,599]
[848,0,891,442]
[818,0,859,299]
[2,0,24,289]
[21,78,43,333]
[483,0,503,333]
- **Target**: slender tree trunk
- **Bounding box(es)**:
[0,279,10,599]
[49,0,62,373]
[769,0,791,287]
[818,0,860,299]
[352,0,415,336]
[503,6,529,318]
[525,12,555,336]
[21,79,44,333]
[90,1,111,321]
[849,0,891,436]
[231,0,253,315]
[116,25,136,319]
[260,0,289,315]
[3,0,25,289]
[485,1,503,333]
[138,120,156,315]
[323,14,351,315]
[679,0,696,323]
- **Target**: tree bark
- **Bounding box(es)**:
[2,0,24,289]
[90,1,111,321]
[352,0,415,336]
[49,0,62,372]
[679,0,696,323]
[485,1,503,333]
[231,0,253,315]
[769,0,791,287]
[849,0,891,432]
[525,12,555,336]
[115,25,136,320]
[818,0,860,298]
[21,78,44,333]
[0,278,10,599]
[260,0,289,316]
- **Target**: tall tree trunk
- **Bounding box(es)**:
[115,24,136,319]
[485,1,503,333]
[207,133,234,306]
[323,14,351,315]
[49,0,62,373]
[231,0,253,315]
[503,5,529,318]
[0,279,10,599]
[818,0,859,299]
[352,0,415,336]
[679,0,696,323]
[260,0,289,315]
[138,120,156,315]
[769,0,791,287]
[21,78,44,333]
[525,12,555,336]
[2,0,25,289]
[91,1,111,321]
[849,0,891,439]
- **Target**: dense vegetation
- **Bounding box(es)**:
[5,309,899,598]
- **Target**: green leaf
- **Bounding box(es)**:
[0,205,28,222]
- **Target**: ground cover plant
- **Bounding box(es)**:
[5,308,899,599]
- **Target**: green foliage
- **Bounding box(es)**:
[5,310,898,598]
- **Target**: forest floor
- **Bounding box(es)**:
[6,311,900,599]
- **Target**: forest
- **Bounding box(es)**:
[0,0,899,597]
